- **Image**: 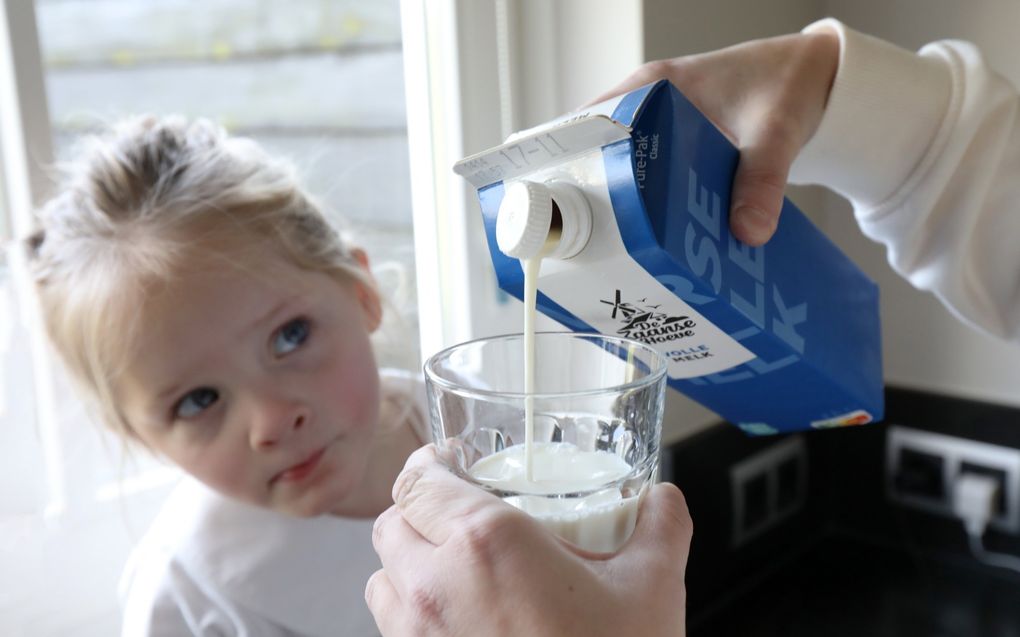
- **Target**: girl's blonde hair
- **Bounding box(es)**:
[26,115,378,438]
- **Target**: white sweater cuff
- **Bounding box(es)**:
[788,18,952,209]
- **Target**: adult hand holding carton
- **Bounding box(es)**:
[587,28,839,246]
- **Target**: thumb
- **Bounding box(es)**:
[615,482,693,571]
[729,131,799,247]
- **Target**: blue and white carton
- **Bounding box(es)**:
[453,80,883,435]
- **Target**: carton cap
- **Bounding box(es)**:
[496,180,554,259]
[497,180,592,260]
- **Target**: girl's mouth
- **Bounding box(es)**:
[272,446,327,484]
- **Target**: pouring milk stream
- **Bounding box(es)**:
[468,180,633,513]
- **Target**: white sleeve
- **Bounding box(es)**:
[120,547,291,637]
[120,549,213,636]
[789,18,1020,341]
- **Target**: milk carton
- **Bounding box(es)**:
[453,80,883,435]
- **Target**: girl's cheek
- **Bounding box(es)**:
[176,440,245,487]
[344,364,379,412]
[323,342,375,394]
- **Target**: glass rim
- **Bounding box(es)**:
[423,331,668,400]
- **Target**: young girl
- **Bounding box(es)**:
[25,115,428,635]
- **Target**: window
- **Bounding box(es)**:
[1,1,415,634]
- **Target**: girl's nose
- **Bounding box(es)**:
[249,395,310,450]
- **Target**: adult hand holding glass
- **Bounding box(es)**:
[366,445,692,637]
[588,28,839,246]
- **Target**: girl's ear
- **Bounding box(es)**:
[350,248,383,333]
[351,247,370,271]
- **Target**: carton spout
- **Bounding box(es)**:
[496,180,593,260]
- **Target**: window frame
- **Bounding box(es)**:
[401,0,513,361]
[401,0,647,361]
[1,0,66,517]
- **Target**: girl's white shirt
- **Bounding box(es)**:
[118,369,428,637]
[790,19,1020,341]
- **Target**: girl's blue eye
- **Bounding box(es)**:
[175,388,219,419]
[273,318,310,356]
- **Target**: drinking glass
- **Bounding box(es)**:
[424,332,667,552]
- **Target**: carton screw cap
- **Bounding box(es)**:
[496,181,554,259]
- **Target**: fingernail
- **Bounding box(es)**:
[731,206,774,245]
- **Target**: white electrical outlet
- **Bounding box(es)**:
[887,426,1020,534]
[730,436,807,547]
